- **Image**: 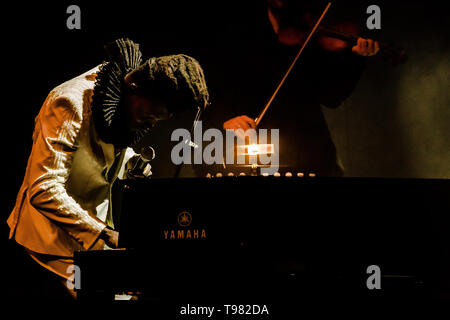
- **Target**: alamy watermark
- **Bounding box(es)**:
[171,121,279,175]
[366,264,381,290]
[366,5,381,30]
[66,5,81,30]
[66,264,81,290]
[66,5,380,31]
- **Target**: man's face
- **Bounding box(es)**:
[124,94,172,132]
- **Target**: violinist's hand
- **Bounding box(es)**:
[223,115,257,139]
[223,116,256,138]
[352,37,380,56]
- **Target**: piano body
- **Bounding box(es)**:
[74,176,450,303]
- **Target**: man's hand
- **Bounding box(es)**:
[100,227,119,248]
[223,115,257,131]
[352,38,380,56]
[223,115,257,139]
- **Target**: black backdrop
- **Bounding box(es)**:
[1,0,449,303]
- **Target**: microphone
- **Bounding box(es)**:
[174,106,203,178]
[128,146,155,178]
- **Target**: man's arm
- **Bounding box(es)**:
[27,93,114,250]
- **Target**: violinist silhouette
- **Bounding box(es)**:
[213,0,383,176]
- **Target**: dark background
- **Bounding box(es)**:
[1,0,449,302]
[2,0,448,184]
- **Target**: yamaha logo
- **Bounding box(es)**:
[177,211,192,227]
[163,211,207,240]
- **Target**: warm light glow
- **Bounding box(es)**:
[247,144,259,155]
[237,144,274,156]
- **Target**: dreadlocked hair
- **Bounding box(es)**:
[128,54,210,113]
[91,38,211,148]
[91,38,144,147]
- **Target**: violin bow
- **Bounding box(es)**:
[255,2,333,127]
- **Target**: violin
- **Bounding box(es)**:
[268,1,407,66]
[256,1,407,126]
[316,25,407,66]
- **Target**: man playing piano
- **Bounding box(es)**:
[6,38,210,299]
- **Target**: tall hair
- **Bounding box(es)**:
[91,38,210,148]
[127,54,210,112]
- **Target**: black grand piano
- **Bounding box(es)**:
[75,176,450,307]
